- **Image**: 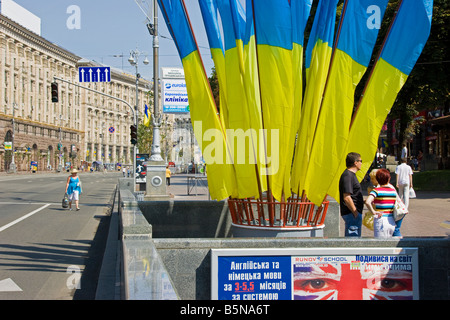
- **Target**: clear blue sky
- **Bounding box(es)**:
[12,0,215,81]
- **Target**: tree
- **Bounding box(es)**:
[208,67,220,108]
[137,90,154,154]
[382,0,449,153]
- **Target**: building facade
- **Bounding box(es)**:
[77,59,150,169]
[0,14,151,172]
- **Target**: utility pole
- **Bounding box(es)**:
[9,103,18,173]
[142,0,169,200]
[128,48,149,191]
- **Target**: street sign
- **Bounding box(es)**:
[108,126,115,133]
[78,66,111,83]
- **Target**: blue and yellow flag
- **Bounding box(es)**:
[158,0,237,200]
[291,0,338,196]
[289,0,312,195]
[252,0,295,201]
[198,0,228,130]
[303,0,388,206]
[327,0,433,202]
[143,104,150,127]
[214,0,261,199]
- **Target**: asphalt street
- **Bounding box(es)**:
[0,171,121,300]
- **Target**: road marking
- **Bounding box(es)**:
[0,202,59,205]
[0,203,51,233]
[0,278,23,292]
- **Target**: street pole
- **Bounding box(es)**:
[59,115,63,172]
[128,48,149,192]
[143,0,169,200]
[9,103,17,173]
[150,0,163,162]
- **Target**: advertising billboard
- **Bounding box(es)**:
[162,79,189,113]
[211,248,419,300]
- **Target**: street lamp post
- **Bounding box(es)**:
[58,115,64,172]
[149,0,163,163]
[9,103,18,173]
[144,0,169,200]
[128,48,149,191]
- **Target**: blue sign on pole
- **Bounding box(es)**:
[78,67,111,83]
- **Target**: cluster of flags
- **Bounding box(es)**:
[157,0,433,204]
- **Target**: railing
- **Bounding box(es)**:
[228,195,329,229]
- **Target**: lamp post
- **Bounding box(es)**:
[128,48,149,191]
[9,103,18,173]
[58,115,64,172]
[147,0,163,163]
[143,0,170,200]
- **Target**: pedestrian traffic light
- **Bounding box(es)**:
[130,125,137,145]
[51,82,58,103]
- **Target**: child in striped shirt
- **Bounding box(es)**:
[365,169,397,238]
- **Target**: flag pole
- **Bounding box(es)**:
[251,0,275,225]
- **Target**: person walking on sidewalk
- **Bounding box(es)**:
[65,168,82,211]
[166,166,171,186]
[339,152,364,237]
[395,158,413,209]
[394,158,413,237]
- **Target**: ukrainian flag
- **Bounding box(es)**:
[252,0,295,201]
[158,0,237,200]
[143,104,150,127]
[291,0,312,136]
[291,0,338,196]
[242,0,267,194]
[289,0,312,195]
[328,0,433,201]
[198,0,228,129]
[303,0,388,206]
[214,0,261,199]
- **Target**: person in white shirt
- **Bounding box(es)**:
[395,158,413,208]
[401,143,408,160]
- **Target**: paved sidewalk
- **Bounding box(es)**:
[167,173,449,238]
[167,173,211,201]
[3,171,448,238]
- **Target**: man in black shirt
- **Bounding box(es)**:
[339,152,364,237]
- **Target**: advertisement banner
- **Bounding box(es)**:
[30,161,38,172]
[211,248,419,300]
[162,79,189,113]
[136,153,149,184]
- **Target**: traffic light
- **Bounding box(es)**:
[51,82,58,103]
[130,125,137,145]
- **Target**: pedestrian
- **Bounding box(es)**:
[394,158,413,237]
[364,169,397,238]
[401,143,408,160]
[166,166,171,186]
[367,169,379,194]
[65,168,82,211]
[122,167,126,177]
[339,152,364,237]
[395,158,413,209]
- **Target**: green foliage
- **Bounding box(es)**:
[413,170,450,191]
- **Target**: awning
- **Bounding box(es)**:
[429,115,450,125]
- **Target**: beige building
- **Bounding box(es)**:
[78,59,151,168]
[0,13,151,172]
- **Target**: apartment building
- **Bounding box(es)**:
[0,13,150,172]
